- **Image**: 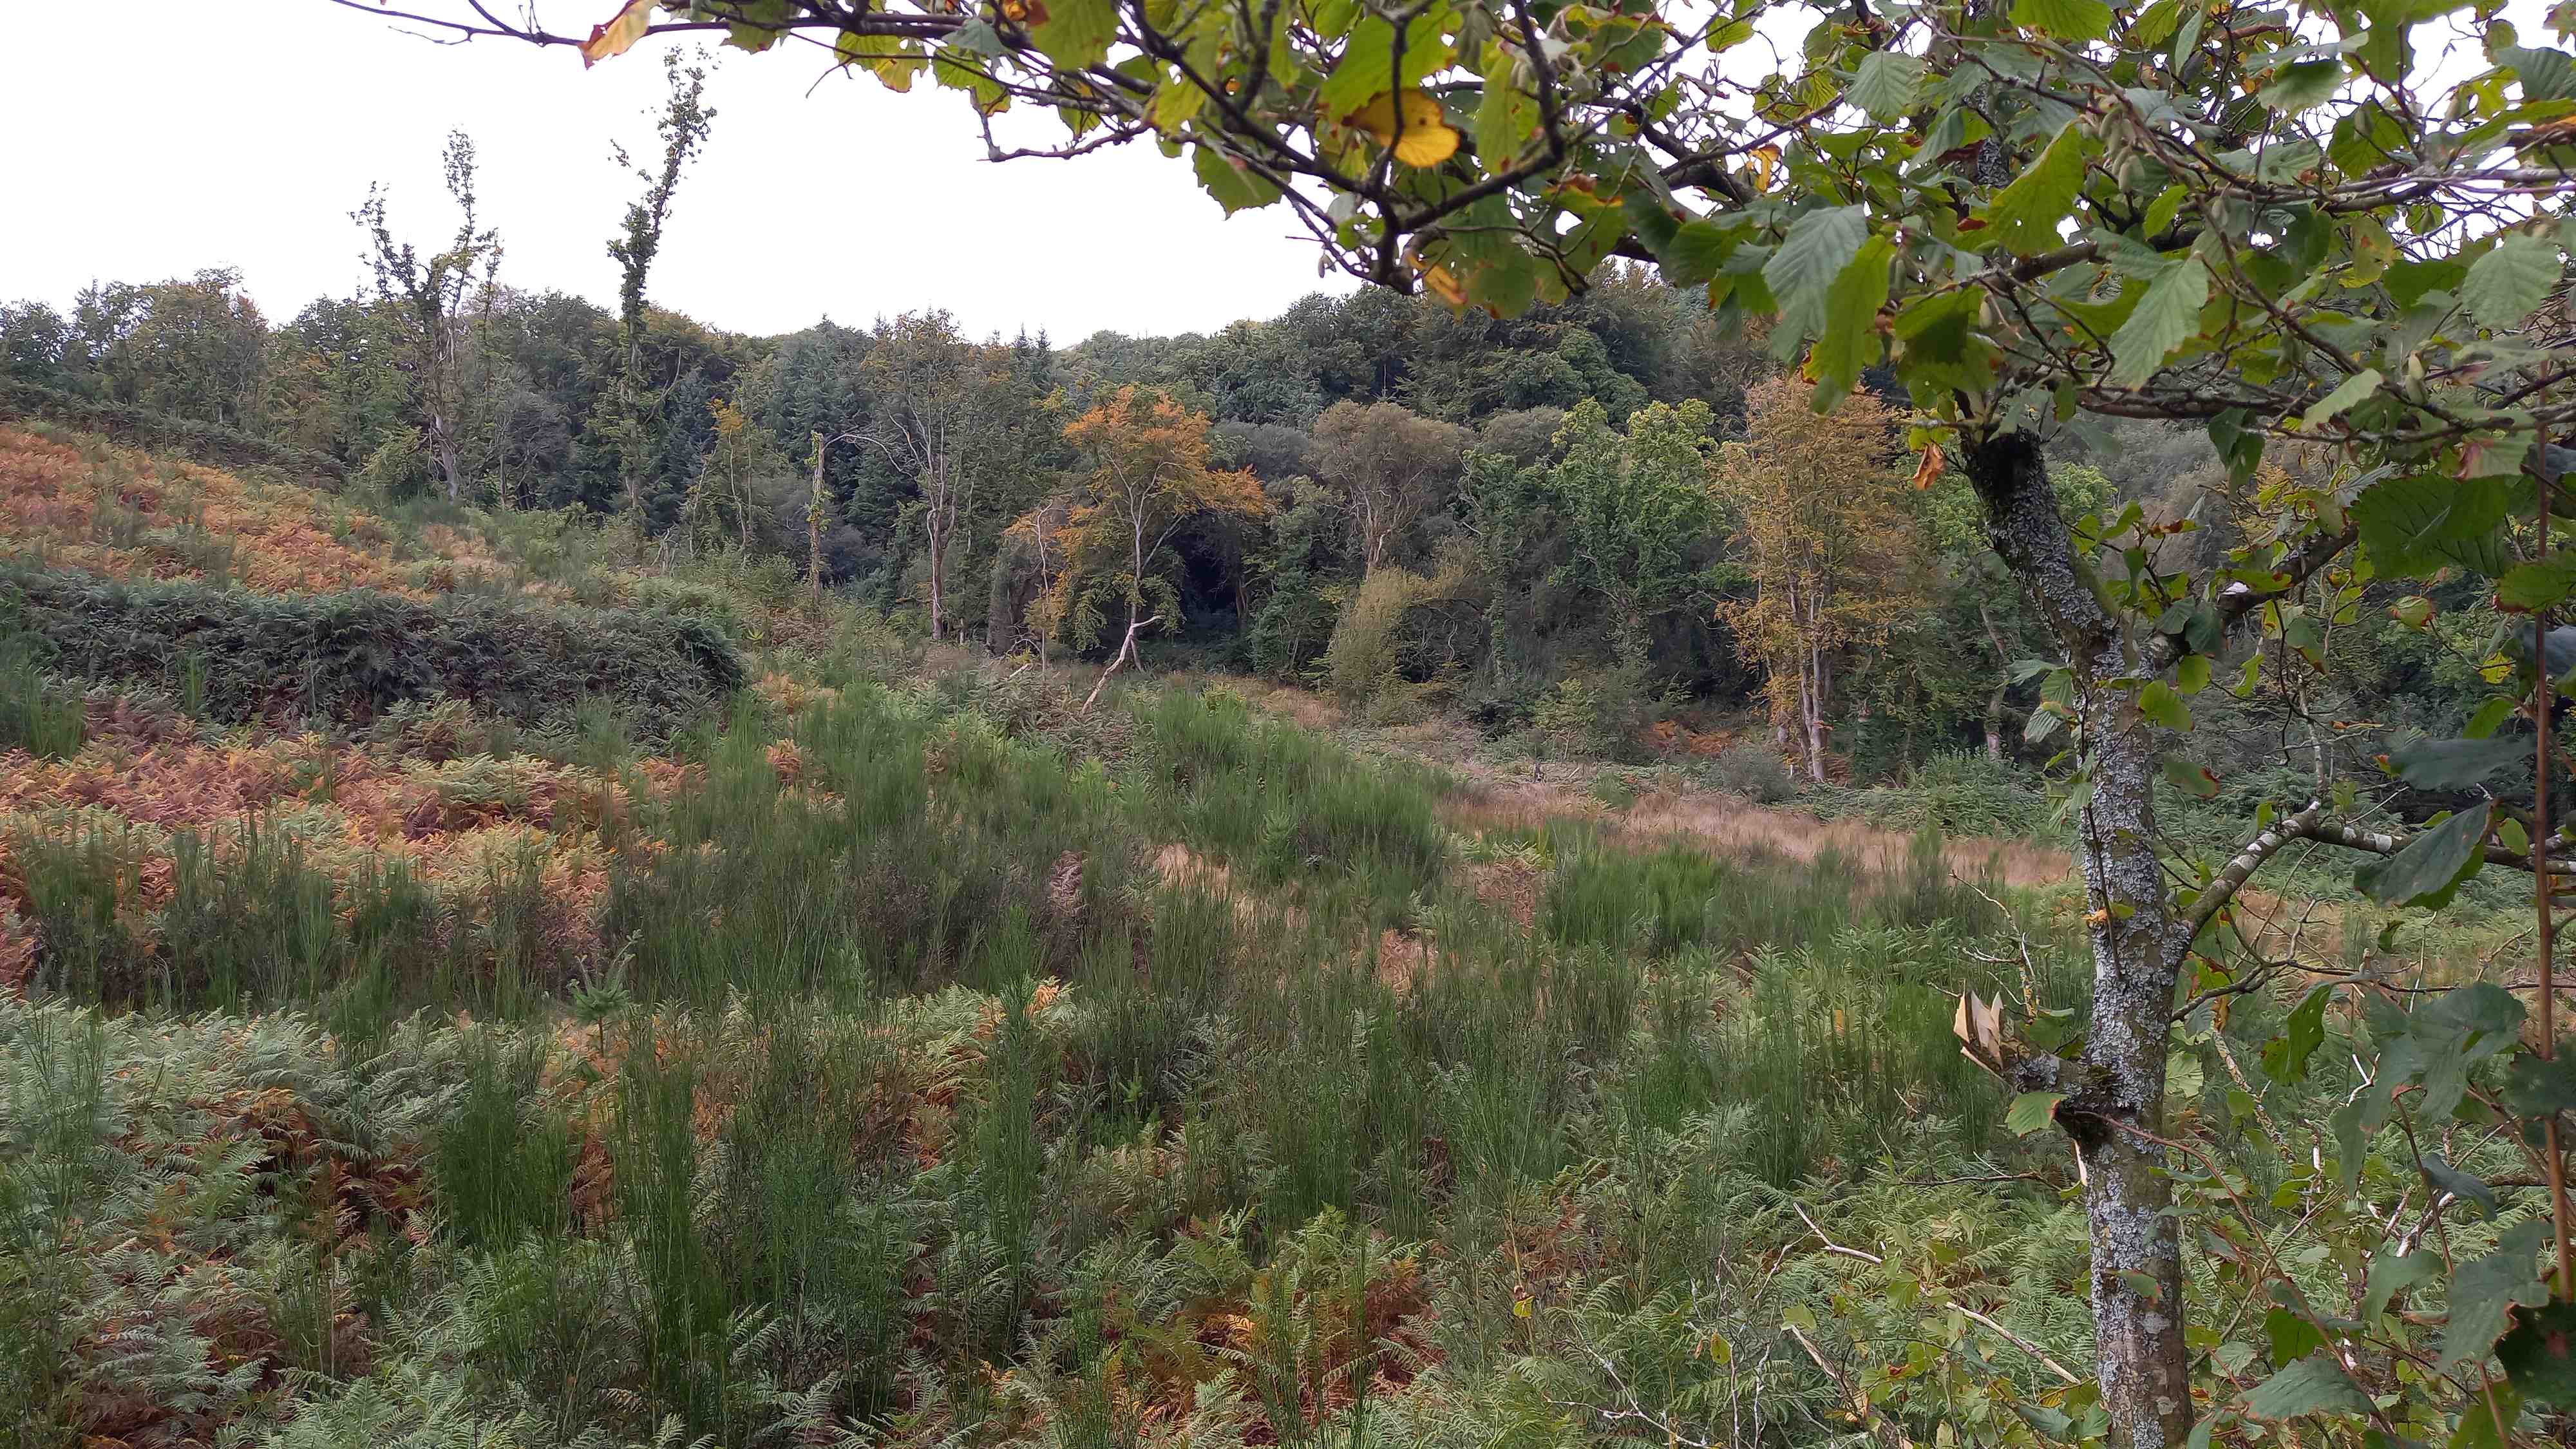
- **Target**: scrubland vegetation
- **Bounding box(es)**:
[10,8,2576,1433]
[0,412,2559,1448]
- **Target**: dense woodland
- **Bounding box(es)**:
[0,233,2492,782]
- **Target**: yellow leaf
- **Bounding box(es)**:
[1512,1296,1532,1318]
[1347,90,1459,167]
[1419,263,1468,307]
[1749,144,1780,191]
[580,0,656,68]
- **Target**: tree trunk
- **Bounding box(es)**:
[1980,600,2013,761]
[1963,430,2191,1449]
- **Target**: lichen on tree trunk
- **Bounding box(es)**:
[1964,430,2192,1449]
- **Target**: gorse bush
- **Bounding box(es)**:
[0,568,744,735]
[1705,740,1796,804]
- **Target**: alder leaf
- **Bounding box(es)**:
[2260,984,2331,1084]
[2011,0,2112,42]
[2500,1302,2576,1407]
[2244,1353,2371,1421]
[2005,1091,2066,1136]
[2349,472,2518,580]
[2363,1249,2437,1320]
[2260,57,2344,111]
[1192,144,1282,213]
[1978,128,2089,256]
[2387,735,2525,789]
[2499,556,2576,612]
[2302,369,2381,430]
[1030,0,1121,70]
[2353,802,2490,909]
[1847,51,1927,123]
[2163,757,2220,798]
[2105,257,2209,387]
[2138,678,2192,731]
[1763,205,1868,345]
[2464,232,2564,329]
[1807,234,1895,403]
[2442,1220,2550,1370]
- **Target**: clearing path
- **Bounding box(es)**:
[1200,676,2072,891]
[1442,756,2071,891]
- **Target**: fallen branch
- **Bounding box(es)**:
[1081,613,1161,714]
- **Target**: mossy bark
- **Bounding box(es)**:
[1965,430,2192,1449]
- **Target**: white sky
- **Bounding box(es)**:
[0,3,1355,343]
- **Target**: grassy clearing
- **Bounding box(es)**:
[0,427,2443,1448]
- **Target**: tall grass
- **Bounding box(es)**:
[0,666,2105,1449]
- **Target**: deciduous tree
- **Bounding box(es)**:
[1309,399,1468,575]
[1714,378,1924,781]
[1035,386,1268,688]
[354,130,498,502]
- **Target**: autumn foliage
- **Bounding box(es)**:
[0,426,509,598]
[1712,379,1926,782]
[1025,387,1267,654]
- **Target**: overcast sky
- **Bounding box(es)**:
[0,3,1356,343]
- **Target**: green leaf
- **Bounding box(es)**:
[2128,0,2185,46]
[2464,232,2565,328]
[2499,1301,2576,1406]
[2107,257,2210,387]
[2163,757,2221,799]
[2449,1383,2524,1449]
[2262,985,2333,1084]
[2442,1220,2551,1370]
[2139,678,2192,730]
[1475,47,1539,173]
[1651,220,1732,288]
[2011,0,2113,42]
[2176,654,2211,694]
[1808,235,1895,402]
[2351,473,2519,579]
[1192,144,1282,213]
[1978,128,2090,256]
[2264,1307,2329,1368]
[1848,51,1927,123]
[2304,369,2383,430]
[1763,205,1869,344]
[2363,1249,2438,1320]
[2390,735,2526,788]
[2005,1091,2067,1136]
[2260,57,2345,111]
[2354,802,2492,909]
[2424,1155,2500,1220]
[1028,0,1119,68]
[2244,1353,2372,1420]
[2502,44,2576,102]
[2505,1049,2576,1116]
[1315,14,1447,120]
[2467,697,2520,739]
[2499,556,2576,612]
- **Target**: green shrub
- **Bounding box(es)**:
[626,575,748,641]
[0,568,744,736]
[1705,742,1796,804]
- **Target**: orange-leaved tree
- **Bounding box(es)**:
[1713,378,1926,783]
[1027,386,1266,701]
